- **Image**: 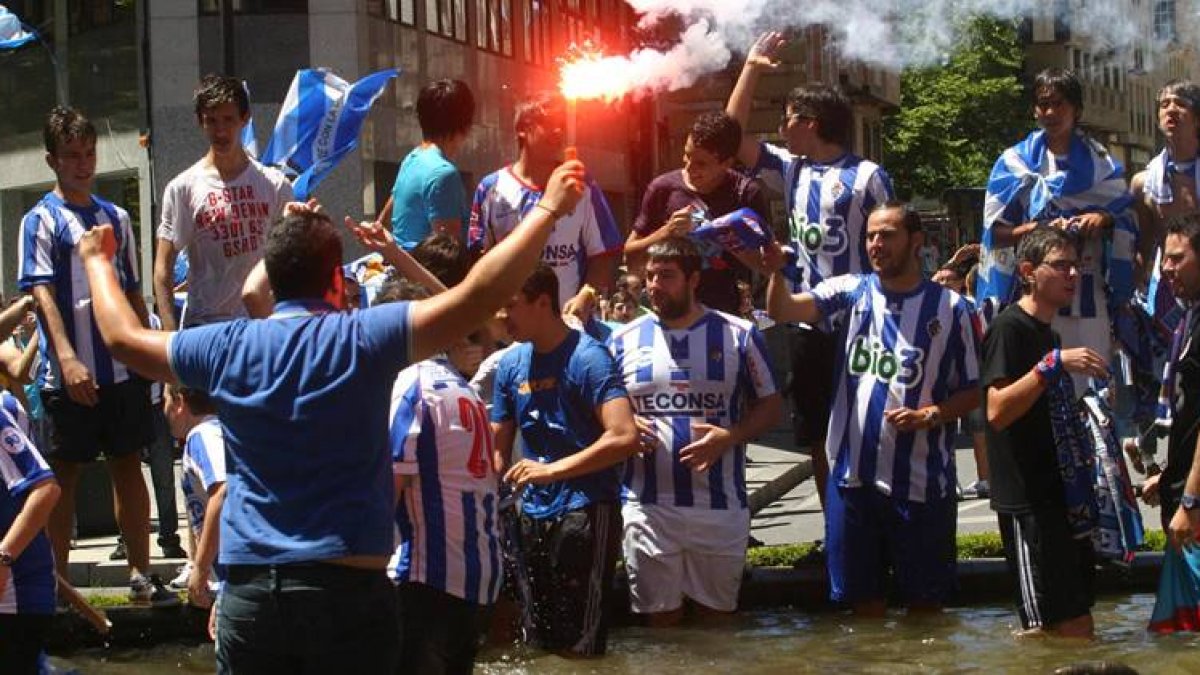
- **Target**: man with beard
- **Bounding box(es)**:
[757,202,979,616]
[609,237,781,625]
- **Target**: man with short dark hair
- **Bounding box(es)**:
[379,79,475,250]
[982,226,1110,638]
[468,93,623,319]
[154,74,294,331]
[1153,215,1200,551]
[760,203,979,617]
[610,236,781,625]
[727,32,894,508]
[76,156,589,671]
[625,112,772,314]
[18,106,174,605]
[490,263,639,656]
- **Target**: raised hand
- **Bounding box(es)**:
[747,32,788,69]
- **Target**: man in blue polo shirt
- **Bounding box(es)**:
[74,159,588,672]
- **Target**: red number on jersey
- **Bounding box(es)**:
[458,398,493,479]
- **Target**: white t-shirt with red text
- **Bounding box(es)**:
[157,159,293,327]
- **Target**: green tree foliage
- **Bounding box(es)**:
[884,17,1029,200]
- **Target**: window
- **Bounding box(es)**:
[425,0,467,41]
[199,0,308,13]
[522,0,551,65]
[559,0,585,49]
[475,0,513,56]
[1154,0,1177,42]
[369,0,417,25]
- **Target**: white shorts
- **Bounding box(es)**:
[1051,312,1111,397]
[621,502,749,614]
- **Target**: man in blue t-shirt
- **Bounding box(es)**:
[491,264,639,657]
[75,158,589,672]
[377,79,475,250]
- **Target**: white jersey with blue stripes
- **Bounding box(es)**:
[0,401,54,615]
[181,416,226,542]
[813,275,980,503]
[17,192,141,390]
[388,358,501,606]
[467,167,623,308]
[753,143,894,299]
[609,309,776,510]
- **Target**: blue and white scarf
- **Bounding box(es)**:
[1158,306,1196,429]
[1142,149,1200,207]
[1046,371,1097,539]
[1081,384,1144,566]
[977,129,1136,310]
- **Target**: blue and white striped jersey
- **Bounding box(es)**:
[18,192,141,391]
[0,402,55,615]
[753,143,894,304]
[468,167,623,308]
[813,275,980,503]
[389,357,501,606]
[181,416,226,547]
[609,310,776,510]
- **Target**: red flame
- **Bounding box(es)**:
[558,40,634,103]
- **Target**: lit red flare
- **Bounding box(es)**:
[558,40,632,103]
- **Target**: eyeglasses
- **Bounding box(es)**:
[1040,259,1080,273]
[779,112,813,128]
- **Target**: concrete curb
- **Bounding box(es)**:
[50,552,1166,650]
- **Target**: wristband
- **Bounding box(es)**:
[1034,348,1063,383]
[533,202,562,220]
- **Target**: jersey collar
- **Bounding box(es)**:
[269,299,338,319]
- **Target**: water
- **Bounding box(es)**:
[52,595,1200,674]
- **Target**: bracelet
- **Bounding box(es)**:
[1034,348,1063,384]
[533,202,561,220]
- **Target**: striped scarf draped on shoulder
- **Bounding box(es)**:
[976,129,1136,309]
[1142,148,1200,206]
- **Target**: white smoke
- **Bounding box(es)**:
[615,0,1184,94]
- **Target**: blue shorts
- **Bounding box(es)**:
[825,484,957,606]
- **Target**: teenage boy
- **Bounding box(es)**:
[154,75,293,330]
[983,227,1110,638]
[726,32,894,507]
[625,112,771,315]
[17,106,174,605]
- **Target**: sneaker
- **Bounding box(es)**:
[963,480,990,499]
[168,562,194,590]
[130,573,181,607]
[158,535,188,560]
[109,537,127,561]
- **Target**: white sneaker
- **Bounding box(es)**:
[963,480,990,499]
[168,562,194,590]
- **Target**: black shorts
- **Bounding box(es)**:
[998,509,1095,630]
[510,501,621,656]
[396,581,491,675]
[43,378,155,463]
[787,327,836,446]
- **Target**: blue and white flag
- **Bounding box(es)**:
[240,80,259,159]
[0,5,36,49]
[976,129,1136,309]
[261,67,400,199]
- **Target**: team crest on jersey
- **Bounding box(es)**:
[1,427,24,455]
[830,181,845,200]
[927,318,942,339]
[710,348,723,363]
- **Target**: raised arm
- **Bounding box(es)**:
[404,161,587,361]
[78,227,176,383]
[726,32,787,169]
[343,217,448,294]
[757,242,824,324]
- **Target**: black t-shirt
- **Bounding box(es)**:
[981,303,1064,513]
[1165,311,1200,494]
[632,169,770,314]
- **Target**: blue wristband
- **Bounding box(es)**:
[1035,348,1063,383]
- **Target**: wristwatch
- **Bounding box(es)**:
[1182,494,1200,511]
[0,550,13,567]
